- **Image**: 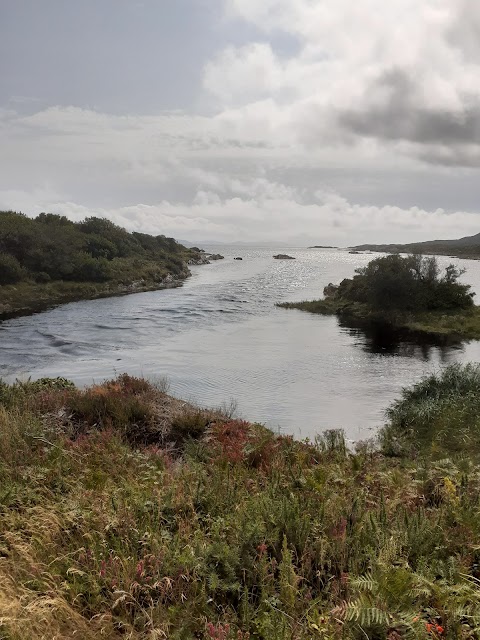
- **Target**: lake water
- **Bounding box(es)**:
[2,246,480,441]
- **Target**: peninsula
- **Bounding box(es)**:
[0,211,215,321]
[278,253,480,340]
[352,229,480,260]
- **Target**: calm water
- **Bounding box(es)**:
[2,247,480,441]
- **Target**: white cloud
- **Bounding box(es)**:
[213,0,480,164]
[2,182,480,247]
[1,1,480,244]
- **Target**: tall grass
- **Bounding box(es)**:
[380,363,480,458]
[0,374,479,638]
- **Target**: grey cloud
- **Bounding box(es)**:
[339,69,480,153]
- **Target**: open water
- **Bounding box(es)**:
[2,246,480,440]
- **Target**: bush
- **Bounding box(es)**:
[71,255,112,282]
[35,271,51,283]
[380,363,480,457]
[336,254,474,314]
[0,253,25,284]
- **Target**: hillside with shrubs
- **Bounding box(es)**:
[0,210,202,318]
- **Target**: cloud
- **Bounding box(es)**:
[1,1,480,245]
[2,182,480,247]
[213,0,480,165]
[339,68,480,166]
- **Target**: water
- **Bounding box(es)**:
[2,246,480,441]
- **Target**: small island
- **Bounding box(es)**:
[308,245,338,249]
[273,254,295,260]
[278,253,480,340]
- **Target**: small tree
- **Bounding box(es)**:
[335,254,474,313]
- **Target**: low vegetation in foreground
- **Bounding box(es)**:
[0,211,206,319]
[1,367,480,638]
[278,254,480,339]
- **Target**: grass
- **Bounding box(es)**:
[0,256,191,321]
[278,299,480,340]
[1,371,480,638]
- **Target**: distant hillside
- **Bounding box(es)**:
[353,231,480,259]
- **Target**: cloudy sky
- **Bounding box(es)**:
[1,0,480,245]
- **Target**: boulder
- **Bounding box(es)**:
[323,283,338,297]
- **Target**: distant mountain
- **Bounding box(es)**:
[179,240,291,248]
[353,231,480,259]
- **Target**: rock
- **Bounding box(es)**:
[188,255,210,265]
[207,253,224,260]
[348,250,360,254]
[273,254,295,260]
[323,283,338,297]
[234,257,243,260]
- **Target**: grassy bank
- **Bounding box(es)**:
[277,299,480,340]
[1,370,480,638]
[0,271,187,321]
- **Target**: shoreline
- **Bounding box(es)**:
[0,274,189,323]
[278,299,480,341]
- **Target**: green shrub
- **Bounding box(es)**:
[0,253,25,284]
[70,254,112,282]
[380,363,480,457]
[34,271,51,283]
[336,254,474,314]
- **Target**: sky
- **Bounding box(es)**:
[1,0,480,245]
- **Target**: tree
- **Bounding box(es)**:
[335,254,474,313]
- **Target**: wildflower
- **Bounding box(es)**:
[136,560,145,579]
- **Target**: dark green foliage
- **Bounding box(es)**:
[337,254,474,314]
[0,210,194,287]
[279,254,479,339]
[0,253,25,284]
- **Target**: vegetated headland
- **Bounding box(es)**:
[1,366,480,638]
[352,229,480,260]
[278,253,480,340]
[0,211,219,321]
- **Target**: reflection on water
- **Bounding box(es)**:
[1,246,480,440]
[337,318,465,361]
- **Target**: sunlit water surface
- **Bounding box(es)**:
[2,247,480,440]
